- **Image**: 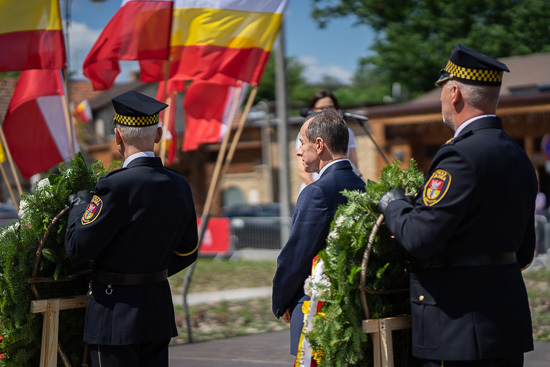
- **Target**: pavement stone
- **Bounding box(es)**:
[169,330,294,367]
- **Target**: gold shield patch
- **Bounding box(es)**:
[423,169,452,206]
[81,195,103,225]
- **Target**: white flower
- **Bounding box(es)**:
[35,178,50,191]
[334,215,345,228]
[0,222,20,241]
[18,198,29,218]
[327,229,338,242]
[304,276,313,297]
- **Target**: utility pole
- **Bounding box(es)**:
[275,22,291,248]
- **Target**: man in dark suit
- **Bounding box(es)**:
[272,108,365,356]
[378,44,536,366]
[65,91,198,366]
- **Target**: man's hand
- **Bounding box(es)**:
[377,189,409,215]
[282,309,291,324]
[67,190,92,209]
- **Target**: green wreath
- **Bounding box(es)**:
[307,159,424,366]
[0,153,119,366]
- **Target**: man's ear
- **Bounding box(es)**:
[315,137,324,154]
[450,84,461,105]
[155,126,163,144]
[114,127,123,145]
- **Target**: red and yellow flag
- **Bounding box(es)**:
[0,0,66,72]
[141,0,288,86]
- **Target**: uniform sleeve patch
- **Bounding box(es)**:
[81,195,103,225]
[423,169,452,206]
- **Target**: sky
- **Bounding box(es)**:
[65,0,375,85]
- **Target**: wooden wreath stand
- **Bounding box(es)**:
[359,214,412,367]
[28,206,90,367]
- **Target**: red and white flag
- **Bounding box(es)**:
[183,81,247,151]
[83,0,173,90]
[3,69,79,178]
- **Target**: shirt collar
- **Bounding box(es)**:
[454,114,496,138]
[319,158,349,177]
[123,151,155,168]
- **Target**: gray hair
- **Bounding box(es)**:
[305,108,349,155]
[448,80,501,111]
[115,124,159,146]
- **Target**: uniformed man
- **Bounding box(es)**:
[65,90,199,367]
[378,44,536,366]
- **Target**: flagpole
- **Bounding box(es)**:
[182,84,243,343]
[159,61,171,165]
[200,85,243,218]
[217,86,258,199]
[159,93,172,164]
[61,70,75,158]
[0,128,23,197]
[0,162,19,212]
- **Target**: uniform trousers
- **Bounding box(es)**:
[422,354,524,367]
[89,339,170,367]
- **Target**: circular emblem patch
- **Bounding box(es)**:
[423,169,452,206]
[81,195,103,225]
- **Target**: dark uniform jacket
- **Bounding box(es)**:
[272,160,365,353]
[384,116,536,360]
[65,157,198,345]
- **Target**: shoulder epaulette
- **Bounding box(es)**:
[445,130,473,146]
[102,167,127,179]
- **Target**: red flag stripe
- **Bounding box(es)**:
[0,30,66,71]
[141,45,270,86]
[83,0,173,90]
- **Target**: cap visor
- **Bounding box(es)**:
[435,73,451,87]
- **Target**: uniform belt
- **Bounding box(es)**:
[414,252,517,270]
[93,269,168,286]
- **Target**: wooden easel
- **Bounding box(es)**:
[30,295,88,367]
[363,316,411,367]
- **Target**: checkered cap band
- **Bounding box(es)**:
[444,60,503,84]
[114,113,159,126]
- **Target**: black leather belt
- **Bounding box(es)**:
[413,252,517,270]
[93,269,168,286]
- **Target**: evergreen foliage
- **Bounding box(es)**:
[312,0,550,97]
[0,153,119,366]
[307,160,424,366]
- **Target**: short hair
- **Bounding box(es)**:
[308,90,340,110]
[447,80,501,111]
[115,124,159,146]
[305,109,349,155]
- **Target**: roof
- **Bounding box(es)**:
[355,52,550,119]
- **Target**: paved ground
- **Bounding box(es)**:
[169,329,550,367]
[169,330,294,367]
[170,283,550,366]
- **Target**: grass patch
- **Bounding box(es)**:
[169,258,276,294]
[172,297,288,344]
[524,270,550,341]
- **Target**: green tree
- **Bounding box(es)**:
[255,52,317,107]
[311,0,550,97]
